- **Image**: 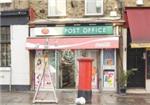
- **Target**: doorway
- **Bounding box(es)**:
[127,48,145,88]
[127,29,145,88]
[59,50,75,88]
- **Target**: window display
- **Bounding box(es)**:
[34,50,56,90]
[59,49,75,88]
[103,69,115,88]
[103,49,115,66]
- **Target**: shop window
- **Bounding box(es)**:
[0,26,11,67]
[85,0,103,15]
[0,0,12,3]
[48,0,66,17]
[103,49,115,66]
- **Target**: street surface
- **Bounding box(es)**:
[0,90,150,105]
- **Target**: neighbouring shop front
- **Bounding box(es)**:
[26,20,122,92]
[0,9,30,91]
[125,7,150,92]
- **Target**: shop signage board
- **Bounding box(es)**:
[26,37,119,50]
[131,43,150,48]
[33,50,57,103]
[30,26,113,36]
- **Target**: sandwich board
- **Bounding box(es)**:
[32,58,58,103]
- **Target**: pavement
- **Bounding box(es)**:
[0,90,150,105]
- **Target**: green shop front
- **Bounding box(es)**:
[26,21,121,92]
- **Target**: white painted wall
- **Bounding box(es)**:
[146,80,150,92]
[0,68,11,85]
[123,28,127,72]
[11,25,30,85]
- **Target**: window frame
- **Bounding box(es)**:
[0,0,12,3]
[85,0,104,16]
[48,0,67,17]
[0,26,11,67]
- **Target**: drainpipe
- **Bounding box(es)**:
[117,0,124,19]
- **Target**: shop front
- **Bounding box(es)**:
[125,7,150,92]
[26,22,120,92]
[0,9,30,91]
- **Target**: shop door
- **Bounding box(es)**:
[101,49,116,91]
[59,50,75,88]
[127,48,145,88]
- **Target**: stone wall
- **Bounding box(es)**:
[0,0,29,11]
[29,0,48,19]
[29,0,121,19]
[1,0,149,19]
[125,0,150,7]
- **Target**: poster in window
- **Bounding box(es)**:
[103,49,114,66]
[92,66,97,89]
[34,50,56,90]
[103,70,115,88]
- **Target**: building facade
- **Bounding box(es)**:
[0,0,124,92]
[26,0,124,92]
[0,0,30,91]
[124,0,150,93]
[1,0,150,93]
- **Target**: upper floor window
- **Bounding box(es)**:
[48,0,66,17]
[0,0,12,3]
[85,0,103,16]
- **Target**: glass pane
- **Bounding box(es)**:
[103,49,115,65]
[48,0,66,16]
[56,0,66,16]
[0,27,10,67]
[86,0,96,14]
[59,49,75,88]
[48,0,56,16]
[1,27,6,41]
[86,0,102,14]
[7,44,11,66]
[48,50,55,67]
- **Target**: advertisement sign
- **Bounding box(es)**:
[103,70,115,88]
[34,50,56,90]
[26,37,119,50]
[92,67,97,89]
[103,49,115,66]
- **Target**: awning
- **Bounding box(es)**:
[125,7,150,48]
[26,36,119,50]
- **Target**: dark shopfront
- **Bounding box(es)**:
[125,7,150,92]
[26,20,123,92]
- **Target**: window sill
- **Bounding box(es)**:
[84,13,104,17]
[47,15,66,18]
[0,67,11,71]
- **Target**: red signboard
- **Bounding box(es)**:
[26,37,119,49]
